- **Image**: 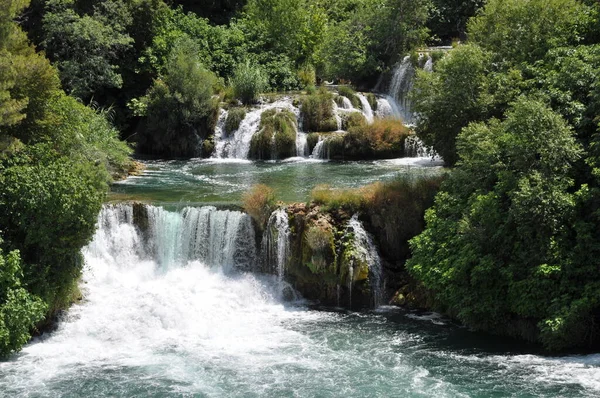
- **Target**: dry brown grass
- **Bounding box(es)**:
[242,184,276,227]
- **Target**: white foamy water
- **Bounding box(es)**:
[1,204,599,397]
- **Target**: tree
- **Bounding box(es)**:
[42,0,133,100]
[137,39,219,157]
[468,0,592,66]
[412,44,491,166]
[407,98,600,350]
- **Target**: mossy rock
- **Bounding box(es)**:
[341,112,367,131]
[249,108,297,160]
[302,222,337,278]
[337,85,361,109]
[307,133,320,153]
[225,107,246,136]
[300,92,337,132]
[202,136,215,156]
[366,93,378,112]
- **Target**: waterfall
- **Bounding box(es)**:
[213,99,299,159]
[90,204,256,273]
[356,93,374,124]
[404,135,428,157]
[311,137,328,160]
[339,96,353,110]
[388,56,417,125]
[211,109,229,158]
[261,208,291,283]
[346,215,383,307]
[296,132,309,157]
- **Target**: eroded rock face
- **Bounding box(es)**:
[282,204,374,309]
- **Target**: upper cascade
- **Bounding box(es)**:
[386,53,435,125]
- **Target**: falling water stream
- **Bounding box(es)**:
[1,204,599,397]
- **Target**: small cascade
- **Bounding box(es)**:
[404,135,428,157]
[356,93,374,123]
[347,215,383,307]
[296,131,309,157]
[311,136,328,160]
[213,99,300,159]
[211,109,229,157]
[261,208,291,283]
[423,57,433,72]
[91,204,256,272]
[339,96,354,110]
[331,100,343,131]
[388,55,416,125]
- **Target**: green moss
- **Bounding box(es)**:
[337,85,361,108]
[342,112,367,130]
[225,108,246,136]
[249,109,297,160]
[202,136,215,156]
[307,133,320,153]
[301,92,337,132]
[366,93,378,111]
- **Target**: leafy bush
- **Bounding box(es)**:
[242,184,276,228]
[0,242,47,358]
[0,146,106,312]
[407,98,596,350]
[231,60,268,104]
[225,107,246,136]
[297,64,316,88]
[138,40,219,157]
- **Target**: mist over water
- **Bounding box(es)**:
[1,205,599,397]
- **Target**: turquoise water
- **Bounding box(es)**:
[110,157,444,205]
[1,159,599,397]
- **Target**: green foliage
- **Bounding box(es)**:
[230,60,268,104]
[0,146,106,309]
[225,107,246,136]
[297,64,316,88]
[0,242,47,358]
[249,108,297,160]
[301,90,337,132]
[42,0,134,100]
[468,0,592,66]
[412,44,491,166]
[138,39,219,157]
[427,0,485,43]
[407,98,598,349]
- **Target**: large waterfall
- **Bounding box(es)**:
[2,203,598,396]
[92,204,257,272]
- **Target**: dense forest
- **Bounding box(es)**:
[1,0,600,359]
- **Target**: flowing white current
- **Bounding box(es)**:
[1,204,599,397]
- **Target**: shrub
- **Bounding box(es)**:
[225,108,246,136]
[301,91,337,132]
[311,184,365,212]
[231,60,268,104]
[138,42,220,158]
[297,64,316,88]
[242,184,276,228]
[343,112,368,130]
